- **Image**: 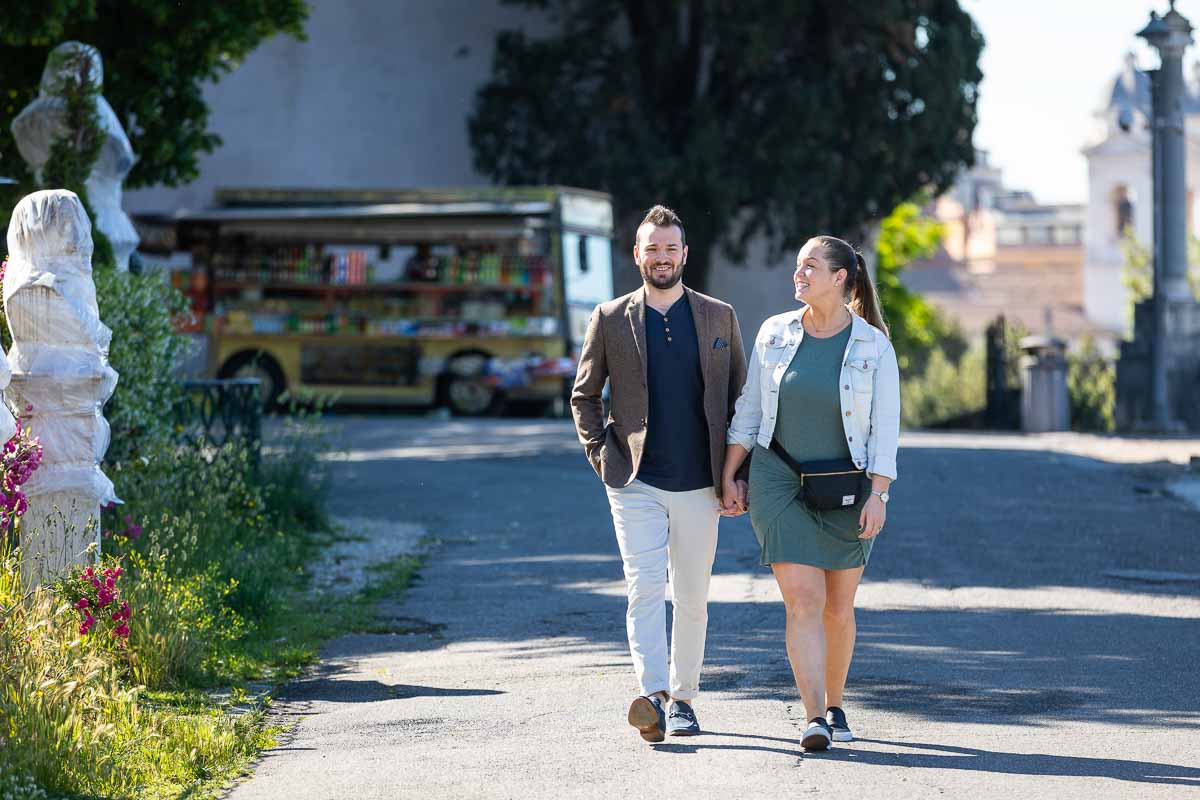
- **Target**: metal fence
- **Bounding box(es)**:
[174,379,263,458]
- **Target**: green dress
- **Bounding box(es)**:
[749,324,872,569]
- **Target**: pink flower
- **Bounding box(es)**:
[113,623,130,639]
[123,514,133,526]
[101,529,113,539]
[23,404,31,412]
[125,524,142,540]
[74,597,89,610]
[79,614,95,635]
[96,588,114,608]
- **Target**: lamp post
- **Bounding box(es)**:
[1138,2,1193,431]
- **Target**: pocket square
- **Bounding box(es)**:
[713,337,729,350]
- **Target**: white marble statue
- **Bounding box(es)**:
[11,42,140,271]
[4,190,119,584]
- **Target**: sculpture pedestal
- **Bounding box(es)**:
[3,189,118,586]
[1116,299,1200,431]
[18,490,99,586]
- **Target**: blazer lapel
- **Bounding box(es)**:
[687,287,714,391]
[627,287,648,383]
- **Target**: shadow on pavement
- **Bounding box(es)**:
[318,432,1200,740]
[274,674,506,704]
[833,739,1200,787]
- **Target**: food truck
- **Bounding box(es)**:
[171,187,615,414]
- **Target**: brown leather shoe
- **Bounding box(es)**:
[627,695,666,743]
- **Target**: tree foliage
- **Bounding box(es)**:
[470,0,984,290]
[0,0,308,199]
[35,45,115,269]
[1120,228,1200,333]
[874,199,965,374]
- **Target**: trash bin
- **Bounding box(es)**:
[1019,336,1070,433]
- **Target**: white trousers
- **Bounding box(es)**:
[605,480,721,701]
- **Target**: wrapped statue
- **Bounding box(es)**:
[11,41,140,271]
[4,189,119,584]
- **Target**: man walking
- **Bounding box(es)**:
[571,205,748,743]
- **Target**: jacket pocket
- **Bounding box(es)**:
[846,359,877,393]
[759,341,789,368]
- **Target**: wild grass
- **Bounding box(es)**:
[0,410,422,798]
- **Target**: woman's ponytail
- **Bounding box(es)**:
[849,250,889,338]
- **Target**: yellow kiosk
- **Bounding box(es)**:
[173,187,614,414]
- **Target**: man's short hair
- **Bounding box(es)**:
[638,204,686,246]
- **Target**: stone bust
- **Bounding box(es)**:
[11,42,140,271]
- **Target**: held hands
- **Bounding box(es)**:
[720,477,749,517]
[858,495,886,539]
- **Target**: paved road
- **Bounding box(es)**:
[230,419,1200,799]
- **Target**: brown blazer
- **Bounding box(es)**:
[571,285,749,494]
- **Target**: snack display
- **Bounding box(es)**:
[191,241,560,339]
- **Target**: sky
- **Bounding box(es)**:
[968,0,1200,205]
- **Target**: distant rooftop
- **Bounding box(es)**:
[1099,52,1200,119]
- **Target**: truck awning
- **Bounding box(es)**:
[175,200,555,222]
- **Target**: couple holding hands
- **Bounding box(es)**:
[571,205,900,752]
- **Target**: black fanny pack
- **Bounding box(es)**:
[769,439,868,512]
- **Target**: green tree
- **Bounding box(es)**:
[874,198,965,374]
[0,0,308,205]
[470,0,984,291]
[1067,335,1115,433]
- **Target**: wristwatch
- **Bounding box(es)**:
[871,490,890,504]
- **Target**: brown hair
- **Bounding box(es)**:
[813,235,889,337]
[639,204,686,246]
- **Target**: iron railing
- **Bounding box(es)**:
[175,379,263,457]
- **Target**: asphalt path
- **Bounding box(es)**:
[228,419,1200,799]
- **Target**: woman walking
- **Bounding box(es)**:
[721,235,900,751]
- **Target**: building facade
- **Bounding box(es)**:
[902,150,1093,344]
[126,1,547,216]
[1082,53,1200,334]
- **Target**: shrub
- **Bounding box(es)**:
[1068,337,1115,433]
[93,267,192,468]
[98,411,330,688]
[900,343,986,429]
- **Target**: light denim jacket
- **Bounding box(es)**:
[727,306,900,480]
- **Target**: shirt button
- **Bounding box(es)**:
[667,337,673,343]
[845,411,852,417]
[843,385,850,390]
[848,436,853,442]
[665,327,671,333]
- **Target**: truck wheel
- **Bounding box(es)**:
[443,353,499,416]
[217,350,286,411]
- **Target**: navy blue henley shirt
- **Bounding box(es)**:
[636,294,712,492]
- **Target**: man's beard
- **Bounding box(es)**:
[640,261,683,290]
